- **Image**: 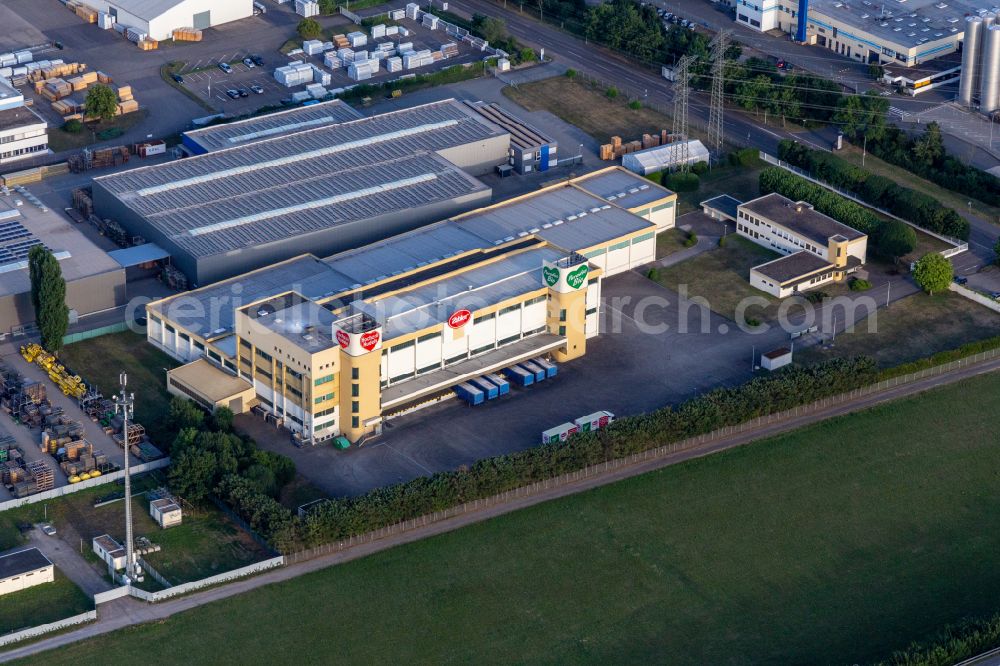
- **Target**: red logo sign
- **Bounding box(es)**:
[359,330,380,352]
[448,309,472,329]
[335,329,350,349]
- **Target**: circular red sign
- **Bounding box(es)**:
[448,309,472,329]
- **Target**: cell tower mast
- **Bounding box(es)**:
[114,372,143,583]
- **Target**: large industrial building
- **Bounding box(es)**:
[86,0,254,41]
[148,167,676,443]
[0,78,48,165]
[92,99,514,286]
[732,0,977,68]
[180,99,364,154]
[0,192,125,339]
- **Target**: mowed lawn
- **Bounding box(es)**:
[25,371,1000,665]
[0,569,92,635]
[799,291,1000,367]
[58,331,179,447]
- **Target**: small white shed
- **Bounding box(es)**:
[150,498,183,529]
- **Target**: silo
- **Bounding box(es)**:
[958,16,983,107]
[980,25,1000,113]
[985,11,997,29]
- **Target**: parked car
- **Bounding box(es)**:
[953,275,968,285]
[991,291,1000,300]
[250,54,264,66]
[250,84,264,94]
[40,523,56,536]
[242,57,255,68]
[225,89,240,99]
[171,73,184,83]
[237,87,249,97]
[218,62,233,74]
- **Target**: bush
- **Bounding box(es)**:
[759,167,881,236]
[691,161,709,175]
[628,100,642,110]
[665,171,699,192]
[804,290,827,304]
[849,278,872,291]
[63,119,83,133]
[873,219,917,260]
[605,86,619,99]
[744,316,761,327]
[718,235,727,247]
[565,68,577,78]
[646,268,661,281]
[519,47,536,62]
[912,252,953,295]
[683,232,698,247]
[297,18,322,40]
[729,147,762,168]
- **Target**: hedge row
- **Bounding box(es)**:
[759,167,882,236]
[878,334,1000,381]
[777,140,969,240]
[222,358,878,550]
[876,611,1000,666]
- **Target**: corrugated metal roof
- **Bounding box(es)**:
[183,100,363,152]
[107,243,170,267]
[106,0,194,21]
[572,169,672,209]
[95,100,502,259]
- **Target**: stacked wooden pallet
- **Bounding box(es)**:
[172,27,203,42]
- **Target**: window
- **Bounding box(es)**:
[256,368,272,380]
[240,338,251,350]
[256,348,272,363]
[314,374,334,386]
[583,248,606,258]
[150,314,162,324]
[352,416,359,428]
[288,387,302,398]
[444,353,467,365]
[525,295,547,306]
[314,393,334,404]
[195,341,205,351]
[417,363,440,375]
[351,401,359,413]
[316,406,336,418]
[497,333,520,346]
[632,232,655,244]
[474,312,494,323]
[418,332,441,343]
[471,343,495,356]
[651,201,674,213]
[287,368,302,380]
[558,325,566,336]
[586,307,597,316]
[390,340,414,353]
[165,324,175,333]
[499,304,521,315]
[351,383,359,397]
[351,368,359,380]
[207,350,220,362]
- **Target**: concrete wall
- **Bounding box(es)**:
[0,609,96,648]
[0,459,169,513]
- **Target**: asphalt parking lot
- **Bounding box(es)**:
[244,269,802,499]
[176,55,289,110]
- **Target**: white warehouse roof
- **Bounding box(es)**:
[621,139,710,176]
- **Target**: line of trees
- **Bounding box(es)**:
[220,358,878,551]
[776,140,970,240]
[759,167,882,236]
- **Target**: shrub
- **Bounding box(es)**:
[628,100,642,110]
[849,278,873,291]
[665,171,699,192]
[873,219,917,260]
[804,290,827,304]
[912,252,953,295]
[718,235,727,247]
[519,47,536,62]
[296,17,322,40]
[565,68,577,78]
[744,316,761,327]
[691,161,709,175]
[729,147,761,168]
[63,119,83,133]
[683,232,698,247]
[605,86,619,99]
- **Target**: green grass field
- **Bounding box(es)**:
[58,332,179,448]
[799,291,1000,367]
[0,569,92,636]
[23,371,1000,665]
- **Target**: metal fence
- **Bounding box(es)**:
[127,556,285,603]
[62,322,129,346]
[284,349,1000,564]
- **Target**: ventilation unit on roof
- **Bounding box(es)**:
[880,22,889,26]
[862,12,870,17]
[552,220,564,226]
[542,223,553,229]
[493,239,503,245]
[908,31,916,36]
[894,26,902,30]
[639,184,649,190]
[517,231,528,237]
[504,235,515,241]
[601,204,611,210]
[528,227,540,233]
[606,194,618,200]
[616,192,626,198]
[577,211,588,218]
[567,215,577,221]
[351,283,362,289]
[589,207,601,213]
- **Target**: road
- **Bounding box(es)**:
[2,353,997,663]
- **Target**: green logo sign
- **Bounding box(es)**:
[566,264,589,290]
[543,265,560,287]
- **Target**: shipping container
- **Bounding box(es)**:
[503,365,533,387]
[532,358,557,378]
[482,373,510,396]
[454,382,484,406]
[541,422,578,445]
[469,377,499,400]
[573,411,614,433]
[520,362,546,383]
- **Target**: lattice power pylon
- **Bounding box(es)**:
[708,30,730,156]
[671,55,697,172]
